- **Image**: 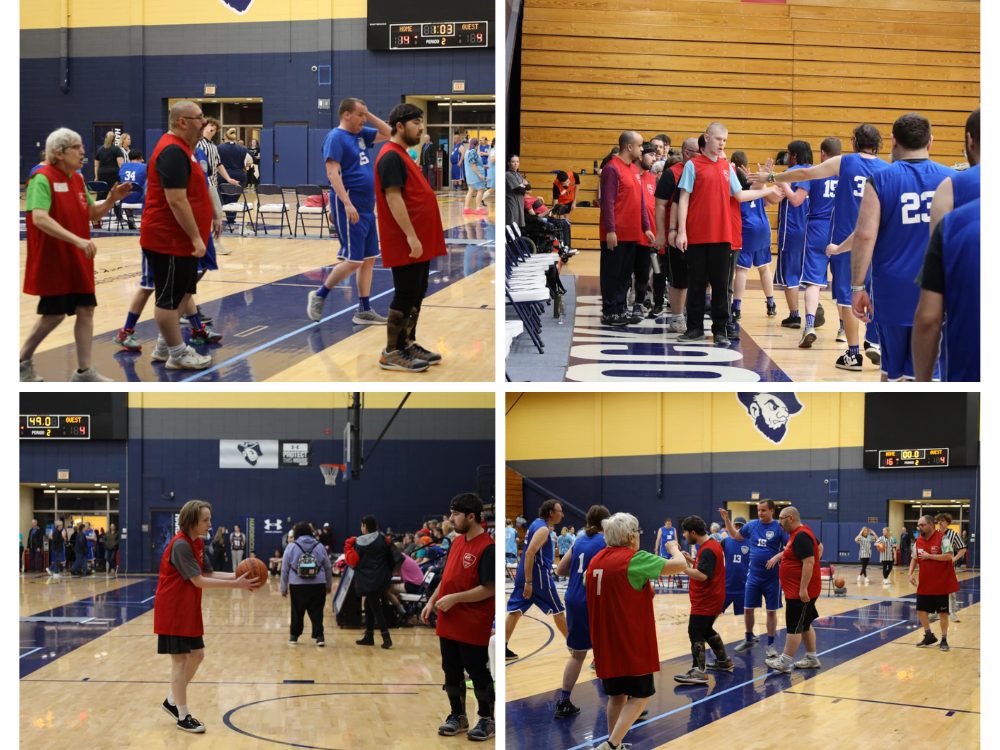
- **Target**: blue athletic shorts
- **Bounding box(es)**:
[744,573,783,610]
[506,571,565,616]
[565,596,592,651]
[774,229,806,288]
[330,197,380,263]
[876,322,940,381]
[800,220,831,287]
[737,225,771,269]
[723,590,746,616]
[829,252,850,304]
[197,234,218,273]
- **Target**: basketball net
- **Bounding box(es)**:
[320,464,346,486]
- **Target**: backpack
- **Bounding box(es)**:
[294,540,320,578]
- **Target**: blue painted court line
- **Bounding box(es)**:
[20,647,43,659]
[506,585,980,750]
[507,613,557,666]
[19,577,159,678]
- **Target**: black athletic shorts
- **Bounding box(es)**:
[37,293,98,316]
[157,634,206,654]
[667,245,688,289]
[785,598,819,634]
[602,673,655,699]
[916,594,950,614]
[142,249,198,310]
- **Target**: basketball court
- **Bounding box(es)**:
[19,392,497,747]
[504,391,980,749]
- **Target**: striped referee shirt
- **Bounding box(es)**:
[198,138,222,188]
[855,533,877,559]
[875,535,897,562]
[943,527,966,551]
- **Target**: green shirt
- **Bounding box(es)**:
[25,172,94,213]
[627,549,667,591]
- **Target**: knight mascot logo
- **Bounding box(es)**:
[238,441,264,466]
[219,0,253,13]
[736,393,804,444]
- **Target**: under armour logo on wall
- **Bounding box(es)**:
[736,392,804,444]
[218,0,253,13]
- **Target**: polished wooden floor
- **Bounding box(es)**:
[560,252,881,383]
[506,567,979,748]
[19,192,495,382]
[21,572,491,748]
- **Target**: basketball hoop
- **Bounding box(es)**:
[320,464,346,486]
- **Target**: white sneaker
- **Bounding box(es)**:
[765,644,779,658]
[150,340,170,363]
[863,576,870,584]
[793,655,822,669]
[307,290,326,321]
[667,315,686,333]
[71,367,114,382]
[215,242,232,255]
[352,309,388,325]
[20,360,43,382]
[951,613,961,622]
[165,346,212,370]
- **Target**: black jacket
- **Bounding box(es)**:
[352,531,398,595]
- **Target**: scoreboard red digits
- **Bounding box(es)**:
[877,448,949,469]
[20,414,91,440]
[388,20,488,49]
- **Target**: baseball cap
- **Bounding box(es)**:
[734,517,747,527]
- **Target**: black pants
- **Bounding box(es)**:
[688,614,727,670]
[882,560,893,580]
[390,261,431,314]
[726,249,739,320]
[652,251,668,307]
[685,242,732,334]
[440,636,494,719]
[860,557,870,577]
[599,240,637,315]
[550,217,572,249]
[363,590,390,634]
[289,583,327,639]
[633,246,654,305]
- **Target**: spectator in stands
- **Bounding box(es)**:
[246,138,261,187]
[505,519,518,564]
[269,549,283,575]
[210,527,229,572]
[230,525,246,570]
[318,523,334,555]
[346,514,399,649]
[27,520,44,572]
[551,170,579,217]
[281,521,333,646]
[506,155,530,227]
[93,131,126,225]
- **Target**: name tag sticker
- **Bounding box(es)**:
[53,182,69,192]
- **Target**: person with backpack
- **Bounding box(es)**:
[280,522,333,647]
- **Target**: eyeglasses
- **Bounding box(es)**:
[180,114,206,122]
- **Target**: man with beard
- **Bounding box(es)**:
[422,493,495,741]
[374,103,448,372]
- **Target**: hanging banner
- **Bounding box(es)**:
[219,440,279,469]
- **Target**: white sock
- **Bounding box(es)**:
[177,704,188,719]
[805,652,817,659]
[168,343,187,359]
[166,694,175,705]
[779,653,794,665]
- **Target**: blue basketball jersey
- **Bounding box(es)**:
[504,526,517,556]
[940,198,980,382]
[777,164,810,241]
[741,519,788,577]
[721,536,751,592]
[870,159,956,325]
[118,162,147,204]
[830,153,890,244]
[194,145,212,186]
[514,518,554,586]
[322,125,378,211]
[657,525,677,555]
[806,175,837,221]
[951,164,980,209]
[741,196,769,232]
[565,532,607,606]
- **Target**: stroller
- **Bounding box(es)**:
[398,551,449,627]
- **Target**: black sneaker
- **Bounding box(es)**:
[356,633,375,646]
[437,714,469,736]
[677,329,706,342]
[781,314,802,329]
[864,341,881,366]
[468,717,495,741]
[731,306,741,321]
[713,333,730,346]
[726,322,740,340]
[649,303,664,318]
[835,352,863,371]
[315,639,325,647]
[505,646,519,661]
[916,631,939,648]
[939,638,950,652]
[706,658,735,672]
[600,314,615,326]
[162,698,179,720]
[554,699,581,718]
[766,300,777,317]
[627,307,643,325]
[610,313,629,328]
[177,714,206,733]
[815,303,826,328]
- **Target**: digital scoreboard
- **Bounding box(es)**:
[388,21,489,50]
[877,448,949,469]
[20,414,91,439]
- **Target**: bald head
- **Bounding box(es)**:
[777,505,802,534]
[169,101,200,127]
[779,506,801,522]
[617,130,643,164]
[703,123,729,159]
[168,101,205,147]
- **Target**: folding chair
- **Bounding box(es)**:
[218,183,256,236]
[254,184,292,237]
[294,185,332,238]
[820,560,837,596]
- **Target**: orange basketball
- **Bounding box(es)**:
[236,557,268,587]
[876,542,886,553]
[834,577,845,589]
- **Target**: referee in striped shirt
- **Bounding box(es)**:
[935,514,966,622]
[875,528,897,587]
[854,527,877,584]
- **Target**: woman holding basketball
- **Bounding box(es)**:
[153,500,259,734]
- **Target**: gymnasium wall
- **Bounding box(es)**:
[515,0,980,248]
[20,393,495,572]
[20,0,493,181]
[505,392,979,561]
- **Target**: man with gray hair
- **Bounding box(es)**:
[586,513,686,750]
[139,101,218,371]
[766,506,822,672]
[21,127,132,381]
